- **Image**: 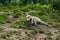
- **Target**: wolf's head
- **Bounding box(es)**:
[26,15,32,21]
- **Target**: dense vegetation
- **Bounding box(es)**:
[0,0,60,27]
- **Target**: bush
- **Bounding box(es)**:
[52,1,60,11]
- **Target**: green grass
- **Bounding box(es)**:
[0,14,10,24]
[11,10,22,18]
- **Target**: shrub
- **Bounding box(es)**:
[52,1,60,11]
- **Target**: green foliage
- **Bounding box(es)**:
[12,10,22,18]
[0,14,10,24]
[21,4,51,11]
[0,0,11,5]
[52,1,60,11]
[19,0,55,5]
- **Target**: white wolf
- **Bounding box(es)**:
[26,15,51,26]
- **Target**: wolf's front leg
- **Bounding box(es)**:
[31,18,34,24]
[34,19,37,25]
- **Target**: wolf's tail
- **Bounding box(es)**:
[41,21,52,27]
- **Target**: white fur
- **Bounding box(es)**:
[26,15,48,25]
